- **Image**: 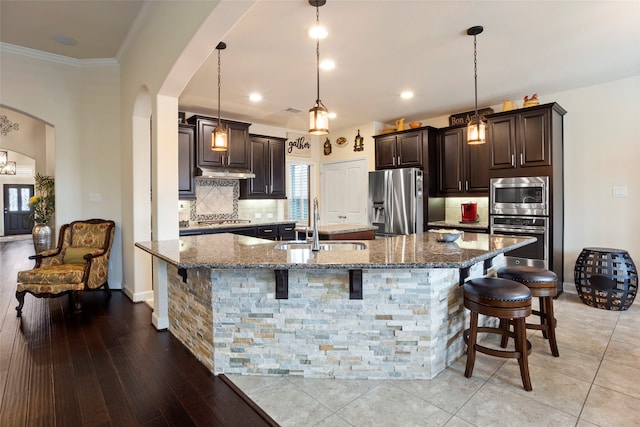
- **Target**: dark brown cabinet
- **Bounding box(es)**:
[241,134,286,199]
[178,123,196,199]
[436,125,489,195]
[487,103,566,175]
[186,115,251,170]
[374,130,424,169]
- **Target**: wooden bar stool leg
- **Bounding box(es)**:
[465,311,479,378]
[514,317,532,391]
[539,297,549,339]
[499,318,510,348]
[544,296,560,357]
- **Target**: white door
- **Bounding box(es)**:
[320,159,368,225]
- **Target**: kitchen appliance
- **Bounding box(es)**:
[490,176,548,216]
[491,215,548,269]
[461,202,478,222]
[369,168,423,236]
[490,176,551,271]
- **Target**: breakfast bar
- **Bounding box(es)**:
[135,232,534,380]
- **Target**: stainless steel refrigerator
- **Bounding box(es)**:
[369,168,424,236]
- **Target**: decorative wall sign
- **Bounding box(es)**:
[286,132,311,157]
[336,137,347,146]
[448,108,494,126]
[323,138,331,155]
[353,129,364,152]
[0,115,19,136]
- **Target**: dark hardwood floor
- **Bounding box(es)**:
[0,238,278,426]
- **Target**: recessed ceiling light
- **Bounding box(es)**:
[320,60,335,70]
[309,25,328,39]
[52,34,77,46]
[249,93,262,102]
[400,91,414,100]
[328,112,337,119]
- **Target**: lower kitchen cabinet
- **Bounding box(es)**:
[178,123,196,199]
[179,223,296,240]
[241,135,286,199]
[436,125,489,196]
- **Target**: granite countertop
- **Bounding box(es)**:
[294,224,377,235]
[428,220,489,231]
[135,232,535,270]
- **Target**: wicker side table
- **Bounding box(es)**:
[574,247,637,310]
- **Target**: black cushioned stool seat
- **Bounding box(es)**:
[463,277,533,391]
[497,266,559,357]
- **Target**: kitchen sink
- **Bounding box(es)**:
[275,241,367,251]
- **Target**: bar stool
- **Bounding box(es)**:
[497,266,559,357]
[463,277,533,391]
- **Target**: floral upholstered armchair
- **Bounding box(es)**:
[16,219,115,317]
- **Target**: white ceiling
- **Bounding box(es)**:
[2,1,639,131]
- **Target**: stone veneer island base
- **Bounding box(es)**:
[136,232,534,380]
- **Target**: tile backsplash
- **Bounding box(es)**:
[179,179,283,223]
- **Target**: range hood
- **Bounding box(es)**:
[195,167,255,179]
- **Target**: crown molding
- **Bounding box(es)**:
[0,43,118,68]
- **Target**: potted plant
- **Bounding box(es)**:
[29,174,55,253]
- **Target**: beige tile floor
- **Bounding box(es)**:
[227,286,640,426]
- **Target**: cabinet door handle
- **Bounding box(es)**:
[511,154,515,167]
[263,229,273,233]
[392,156,395,166]
[520,153,524,165]
[458,181,462,192]
[265,185,268,194]
[465,181,469,191]
[397,156,400,165]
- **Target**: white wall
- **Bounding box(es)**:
[0,47,123,287]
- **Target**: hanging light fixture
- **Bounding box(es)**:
[308,0,329,136]
[467,25,485,145]
[211,42,228,151]
[0,150,16,175]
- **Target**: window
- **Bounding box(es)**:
[288,163,309,225]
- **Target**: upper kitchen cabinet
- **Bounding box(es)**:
[186,115,251,170]
[374,129,427,169]
[240,134,286,199]
[436,125,489,195]
[178,123,196,199]
[487,103,566,176]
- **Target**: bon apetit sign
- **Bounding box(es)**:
[286,132,311,157]
[449,107,494,126]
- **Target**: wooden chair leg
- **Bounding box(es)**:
[465,311,479,378]
[15,291,26,317]
[514,318,532,391]
[104,282,112,297]
[70,291,82,313]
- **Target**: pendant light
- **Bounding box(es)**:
[467,25,485,145]
[308,0,329,136]
[212,42,228,151]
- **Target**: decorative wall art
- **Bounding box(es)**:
[286,132,311,157]
[354,129,364,152]
[0,115,19,136]
[323,138,331,156]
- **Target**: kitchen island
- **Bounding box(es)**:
[135,232,534,380]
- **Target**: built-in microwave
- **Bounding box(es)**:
[490,176,549,216]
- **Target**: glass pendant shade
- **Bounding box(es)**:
[0,161,16,175]
[467,118,486,145]
[309,101,329,135]
[211,125,228,151]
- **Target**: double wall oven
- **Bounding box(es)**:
[490,176,549,269]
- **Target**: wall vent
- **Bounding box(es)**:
[285,107,302,114]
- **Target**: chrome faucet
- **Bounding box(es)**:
[312,197,320,251]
